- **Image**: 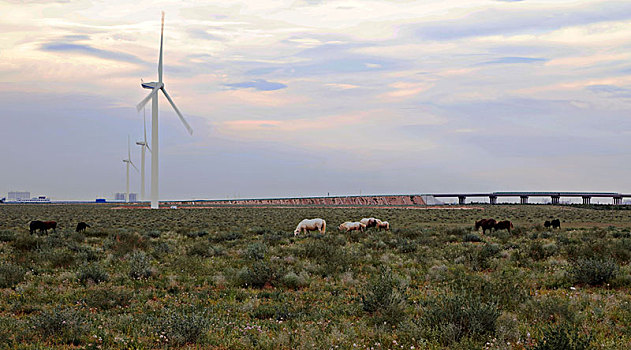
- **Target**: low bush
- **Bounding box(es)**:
[151,307,209,346]
[570,258,618,286]
[360,267,408,326]
[420,292,500,345]
[13,234,39,251]
[31,307,88,345]
[77,264,109,285]
[187,240,223,257]
[529,322,592,350]
[0,230,15,242]
[0,263,26,288]
[281,271,309,290]
[105,231,147,257]
[245,242,268,260]
[463,233,482,243]
[84,287,132,310]
[128,251,154,279]
[236,260,277,288]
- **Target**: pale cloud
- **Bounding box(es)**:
[2,0,631,199]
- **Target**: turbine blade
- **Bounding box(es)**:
[130,161,139,172]
[159,11,164,83]
[162,88,193,135]
[128,135,131,160]
[136,87,159,112]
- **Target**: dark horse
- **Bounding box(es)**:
[475,218,496,234]
[494,220,513,233]
[29,220,44,234]
[29,220,56,234]
[544,219,561,229]
[76,222,90,232]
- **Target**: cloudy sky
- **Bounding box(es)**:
[1,0,630,201]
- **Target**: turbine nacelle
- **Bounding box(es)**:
[141,81,162,90]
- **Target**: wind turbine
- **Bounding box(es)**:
[123,135,139,203]
[137,12,193,209]
[135,105,151,201]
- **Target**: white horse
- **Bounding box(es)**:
[294,218,326,236]
[360,218,378,229]
[338,221,366,232]
[376,219,390,231]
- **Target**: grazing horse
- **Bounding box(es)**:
[360,218,378,229]
[29,220,44,234]
[475,218,496,234]
[551,219,561,229]
[544,220,551,229]
[76,222,90,233]
[294,218,326,236]
[42,221,57,234]
[376,219,390,231]
[494,220,513,233]
[338,221,366,232]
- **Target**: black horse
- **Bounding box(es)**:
[29,220,44,234]
[76,222,91,232]
[475,218,496,234]
[551,219,561,229]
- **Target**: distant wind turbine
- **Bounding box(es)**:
[123,135,139,203]
[137,12,193,209]
[135,105,151,201]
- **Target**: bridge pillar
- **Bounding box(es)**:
[489,195,497,205]
[551,196,560,205]
[613,196,622,205]
[520,196,529,204]
[582,196,591,205]
[458,196,466,205]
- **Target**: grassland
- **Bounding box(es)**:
[1,204,631,349]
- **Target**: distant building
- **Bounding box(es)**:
[114,193,138,202]
[8,191,30,201]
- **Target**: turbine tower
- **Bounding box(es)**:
[137,12,193,209]
[123,136,138,203]
[135,106,151,201]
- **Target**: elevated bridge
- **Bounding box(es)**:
[432,192,631,205]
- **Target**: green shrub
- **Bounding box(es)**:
[245,242,268,260]
[187,240,223,257]
[128,251,154,279]
[13,234,39,251]
[281,271,309,290]
[0,230,15,242]
[105,231,147,257]
[152,307,209,346]
[237,260,277,288]
[420,292,500,345]
[463,233,482,243]
[84,287,132,310]
[360,267,408,326]
[77,264,109,285]
[32,307,87,345]
[211,231,243,243]
[251,303,296,321]
[0,263,26,288]
[529,323,592,350]
[48,249,76,268]
[570,258,618,286]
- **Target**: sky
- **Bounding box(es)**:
[1,0,630,201]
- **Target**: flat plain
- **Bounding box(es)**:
[1,204,631,349]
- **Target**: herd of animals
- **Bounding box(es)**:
[293,217,390,236]
[28,220,89,234]
[27,217,560,237]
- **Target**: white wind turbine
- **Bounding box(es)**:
[137,12,193,209]
[135,105,151,201]
[123,135,139,203]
